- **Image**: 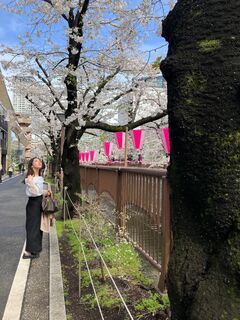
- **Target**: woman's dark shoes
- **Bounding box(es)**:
[22,252,40,259]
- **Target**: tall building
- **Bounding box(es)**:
[0,104,8,172]
[0,71,31,167]
[12,77,32,115]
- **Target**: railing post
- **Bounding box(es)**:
[85,166,87,195]
[116,168,124,232]
[158,177,171,292]
[96,167,100,204]
[63,186,67,226]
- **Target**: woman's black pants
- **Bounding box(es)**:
[26,196,43,254]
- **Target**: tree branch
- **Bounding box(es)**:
[84,110,167,132]
[102,86,135,108]
[85,131,99,137]
[42,0,69,22]
[75,0,90,25]
[52,57,68,70]
[33,132,52,156]
[84,67,121,119]
[25,94,51,121]
[35,58,66,111]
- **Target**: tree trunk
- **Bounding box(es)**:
[161,1,240,319]
[50,135,61,178]
[62,71,84,216]
[62,127,81,215]
[61,124,84,218]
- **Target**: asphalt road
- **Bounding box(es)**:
[0,174,27,319]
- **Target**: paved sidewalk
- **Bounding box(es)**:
[21,234,49,320]
[2,223,66,320]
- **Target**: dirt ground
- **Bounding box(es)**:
[59,233,171,320]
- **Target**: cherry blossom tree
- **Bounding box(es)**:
[9,75,62,174]
[0,0,170,204]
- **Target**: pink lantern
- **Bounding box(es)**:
[157,127,170,154]
[89,150,97,162]
[103,141,113,158]
[131,129,145,150]
[80,152,86,162]
[85,151,90,162]
[115,132,125,149]
[79,152,83,162]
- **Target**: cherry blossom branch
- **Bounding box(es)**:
[42,0,69,22]
[33,133,52,156]
[85,110,167,132]
[85,67,121,111]
[35,58,66,111]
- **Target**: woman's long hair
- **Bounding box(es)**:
[25,157,42,178]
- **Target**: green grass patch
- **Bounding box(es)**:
[56,221,64,238]
[135,293,170,318]
[58,198,169,316]
[82,284,122,309]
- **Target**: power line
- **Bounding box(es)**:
[65,201,105,320]
[66,190,134,320]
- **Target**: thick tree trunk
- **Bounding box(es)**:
[62,72,82,215]
[62,127,81,213]
[51,135,61,178]
[61,132,83,220]
[161,1,240,319]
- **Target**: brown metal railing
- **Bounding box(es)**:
[80,165,171,291]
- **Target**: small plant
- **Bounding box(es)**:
[103,242,141,279]
[135,292,170,319]
[56,221,64,238]
[82,284,121,309]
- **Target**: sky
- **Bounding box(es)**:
[0,1,172,106]
[0,1,172,58]
[0,11,25,46]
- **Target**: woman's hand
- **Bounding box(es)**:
[44,190,52,197]
[47,190,52,197]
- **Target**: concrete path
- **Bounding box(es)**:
[0,174,27,319]
[21,234,49,320]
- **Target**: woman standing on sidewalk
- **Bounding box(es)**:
[23,157,51,259]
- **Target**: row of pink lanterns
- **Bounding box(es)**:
[79,150,97,162]
[79,128,170,163]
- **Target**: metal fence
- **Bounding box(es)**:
[80,165,171,291]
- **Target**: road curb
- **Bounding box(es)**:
[2,242,30,320]
[49,222,66,320]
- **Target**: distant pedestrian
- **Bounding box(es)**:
[23,157,51,259]
[138,154,143,164]
[8,166,13,178]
